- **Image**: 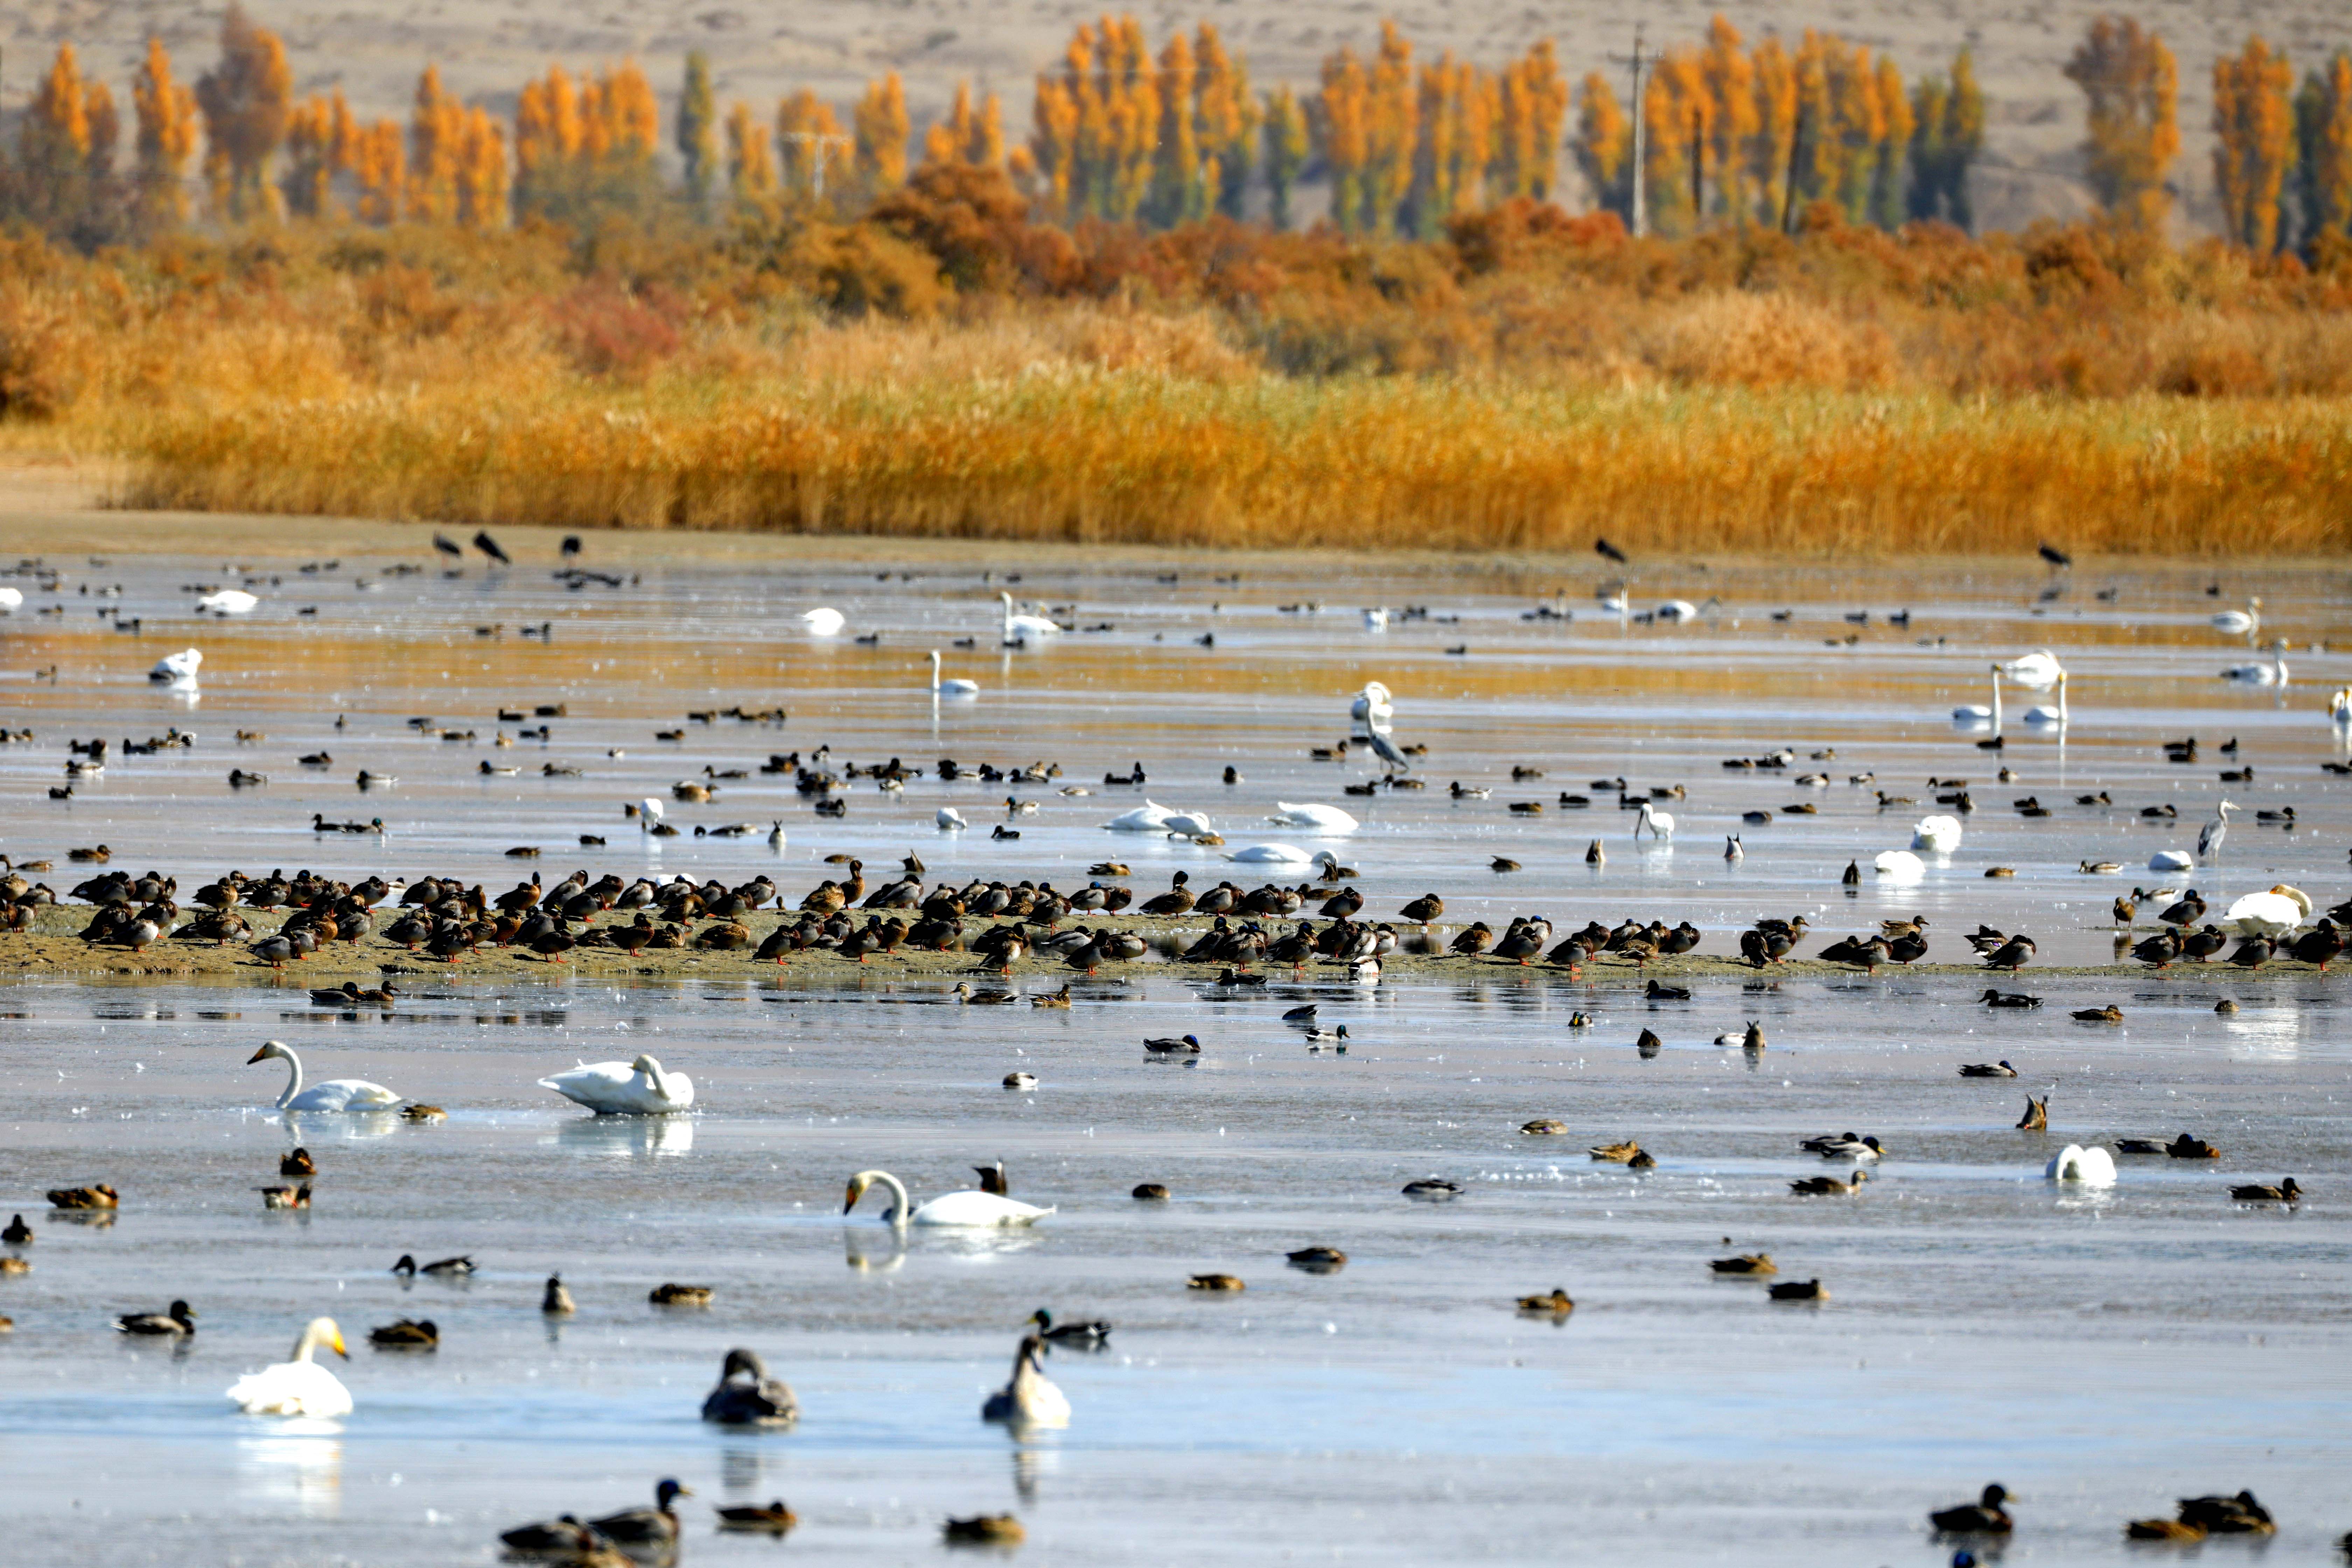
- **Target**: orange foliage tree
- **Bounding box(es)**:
[2298,50,2352,247]
[2214,37,2295,252]
[855,72,911,197]
[132,37,200,232]
[17,44,116,238]
[195,4,292,221]
[2066,15,2180,233]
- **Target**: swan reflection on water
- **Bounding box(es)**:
[237,1425,343,1518]
[844,1228,907,1273]
[550,1114,695,1158]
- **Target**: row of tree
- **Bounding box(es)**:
[6,7,2351,254]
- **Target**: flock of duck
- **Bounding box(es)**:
[9,544,2346,1561]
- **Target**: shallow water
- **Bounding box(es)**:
[2,538,2350,1564]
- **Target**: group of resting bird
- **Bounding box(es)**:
[1928,1482,2286,1545]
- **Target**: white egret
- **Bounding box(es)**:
[926,650,979,696]
[801,608,846,636]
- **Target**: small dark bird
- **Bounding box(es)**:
[280,1148,316,1177]
[2038,542,2073,569]
[1959,1059,2018,1078]
[1931,1484,2014,1534]
[472,530,510,565]
[432,533,462,559]
[1767,1278,1825,1301]
[1594,537,1629,564]
[1978,988,2041,1008]
[560,534,582,557]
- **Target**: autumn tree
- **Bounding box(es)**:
[777,89,851,201]
[1574,72,1632,222]
[2213,37,2295,251]
[132,37,200,232]
[514,65,584,218]
[725,102,778,205]
[1261,84,1308,229]
[16,44,115,238]
[1310,43,1372,231]
[407,66,464,223]
[514,61,658,222]
[1643,49,1706,236]
[855,72,911,195]
[351,119,405,224]
[1146,31,1206,225]
[280,95,338,218]
[1747,35,1798,225]
[1909,48,1985,229]
[1195,24,1259,218]
[923,81,1004,172]
[1493,40,1566,201]
[1363,22,1418,235]
[678,52,717,212]
[2066,15,2179,233]
[1700,17,1758,223]
[2295,50,2352,246]
[195,3,291,222]
[1870,55,1914,229]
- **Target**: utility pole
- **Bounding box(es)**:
[784,131,854,201]
[1609,25,1658,236]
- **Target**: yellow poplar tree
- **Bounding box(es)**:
[1575,71,1631,220]
[1261,83,1308,229]
[1749,35,1799,226]
[407,66,464,222]
[1700,16,1758,223]
[133,37,201,230]
[1311,45,1372,232]
[2213,36,2294,251]
[727,102,778,204]
[778,90,850,200]
[195,3,293,220]
[2065,15,2180,233]
[1195,24,1258,219]
[854,72,910,194]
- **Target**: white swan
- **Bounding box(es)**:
[227,1318,352,1416]
[1000,593,1060,645]
[1362,607,1390,632]
[1103,800,1176,833]
[981,1332,1070,1428]
[2045,1144,2116,1186]
[1633,802,1674,841]
[2148,848,2195,872]
[801,608,846,636]
[2222,640,2288,686]
[1267,802,1359,834]
[248,1041,401,1112]
[1655,598,1700,621]
[1999,650,2064,691]
[150,648,203,682]
[2330,688,2352,728]
[638,796,664,832]
[197,589,258,615]
[1160,810,1215,840]
[1873,849,1925,880]
[1911,815,1963,853]
[1349,681,1394,736]
[0,586,21,612]
[2225,887,2309,938]
[926,650,979,696]
[1952,666,2002,725]
[845,1169,1052,1228]
[2211,596,2261,635]
[937,806,968,831]
[539,1053,694,1114]
[2022,671,2068,727]
[1596,584,1630,615]
[1225,844,1337,866]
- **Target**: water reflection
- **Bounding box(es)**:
[550,1114,695,1158]
[844,1229,907,1273]
[281,1109,400,1141]
[236,1426,343,1519]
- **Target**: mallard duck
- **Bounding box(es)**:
[279,1147,316,1177]
[116,1299,197,1336]
[1710,1254,1775,1275]
[1636,1028,1663,1054]
[542,1274,576,1315]
[1645,979,1690,1000]
[1789,1170,1870,1195]
[1515,1288,1574,1313]
[2167,1133,2221,1158]
[2,1214,31,1245]
[368,1317,438,1349]
[1958,1060,2017,1078]
[586,1479,692,1545]
[1286,1246,1347,1272]
[2176,1491,2274,1534]
[1030,1308,1111,1345]
[1002,1071,1037,1090]
[2115,1139,2168,1155]
[1978,988,2041,1008]
[702,1347,798,1424]
[1401,1178,1461,1199]
[2228,1177,2301,1202]
[400,1104,447,1123]
[2016,1094,2049,1131]
[944,1514,1026,1545]
[1588,1141,1642,1162]
[1143,1034,1203,1054]
[2071,1004,2124,1022]
[1801,1134,1884,1159]
[0,1256,27,1275]
[260,1183,311,1210]
[1930,1484,2012,1533]
[1767,1278,1826,1301]
[308,982,362,1006]
[1131,1182,1169,1200]
[1187,1273,1246,1291]
[391,1253,473,1277]
[2125,1517,2206,1541]
[499,1513,623,1559]
[717,1500,799,1533]
[649,1282,713,1306]
[1520,1118,1570,1135]
[1626,1148,1657,1169]
[1031,984,1072,1008]
[47,1185,118,1209]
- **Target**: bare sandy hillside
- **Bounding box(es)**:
[5,0,2342,234]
